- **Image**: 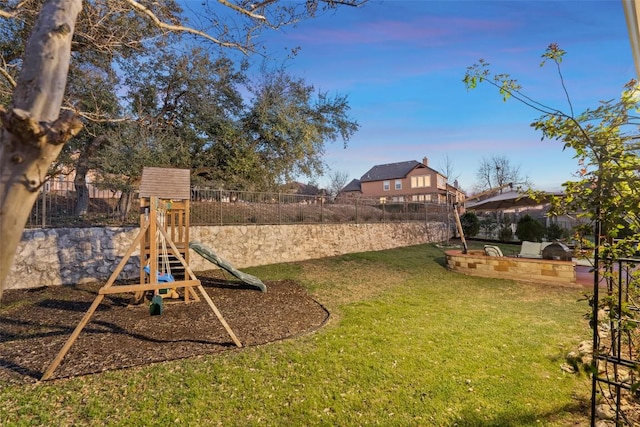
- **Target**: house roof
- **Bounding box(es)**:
[465,190,562,211]
[293,182,321,195]
[341,179,361,192]
[360,160,425,182]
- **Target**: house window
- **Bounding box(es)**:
[383,180,390,191]
[395,180,402,190]
[411,175,431,188]
[412,194,426,202]
[437,175,446,189]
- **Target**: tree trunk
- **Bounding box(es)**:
[116,191,135,222]
[74,172,90,217]
[0,0,83,299]
[74,135,107,216]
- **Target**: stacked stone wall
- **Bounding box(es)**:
[445,250,577,286]
[8,222,448,290]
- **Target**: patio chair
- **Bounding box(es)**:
[484,245,504,257]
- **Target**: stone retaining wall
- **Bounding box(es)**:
[445,249,577,286]
[8,222,448,290]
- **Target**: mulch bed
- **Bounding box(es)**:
[0,271,329,383]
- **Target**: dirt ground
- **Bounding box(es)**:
[0,271,329,383]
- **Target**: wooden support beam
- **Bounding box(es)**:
[197,284,242,348]
[41,294,105,381]
[99,280,201,295]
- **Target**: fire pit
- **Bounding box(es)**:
[542,242,572,261]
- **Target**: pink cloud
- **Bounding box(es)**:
[286,15,516,47]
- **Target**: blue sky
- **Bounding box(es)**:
[251,0,635,193]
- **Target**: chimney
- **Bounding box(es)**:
[422,157,429,167]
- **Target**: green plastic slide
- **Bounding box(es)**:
[189,241,267,292]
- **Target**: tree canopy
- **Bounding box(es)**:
[0,0,366,298]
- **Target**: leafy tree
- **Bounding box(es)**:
[239,68,359,189]
[106,53,359,193]
[464,43,640,259]
[460,211,480,237]
[515,214,545,242]
[479,215,498,238]
[97,120,193,219]
[545,222,564,241]
[107,47,246,193]
[498,226,513,241]
[0,0,366,298]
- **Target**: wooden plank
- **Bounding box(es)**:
[102,218,149,291]
[99,280,200,295]
[197,285,242,348]
[41,294,105,380]
[148,198,158,290]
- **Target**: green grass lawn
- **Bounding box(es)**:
[0,243,591,426]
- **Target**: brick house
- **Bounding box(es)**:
[339,157,465,205]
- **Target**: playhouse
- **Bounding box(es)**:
[41,167,243,380]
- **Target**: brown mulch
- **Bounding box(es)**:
[0,271,329,383]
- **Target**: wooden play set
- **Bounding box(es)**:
[41,167,242,381]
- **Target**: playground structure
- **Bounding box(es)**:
[41,167,245,380]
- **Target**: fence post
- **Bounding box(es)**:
[41,188,46,228]
[354,198,358,224]
[278,192,281,224]
[219,189,223,226]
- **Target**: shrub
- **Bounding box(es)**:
[546,222,564,241]
[516,215,545,242]
[460,212,480,237]
[480,216,497,236]
[498,226,513,241]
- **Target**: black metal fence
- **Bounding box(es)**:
[591,255,640,426]
[26,181,452,228]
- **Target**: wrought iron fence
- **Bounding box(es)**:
[26,181,452,228]
[591,255,640,426]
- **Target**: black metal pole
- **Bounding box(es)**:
[590,214,601,427]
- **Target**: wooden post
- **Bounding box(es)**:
[197,285,242,348]
[41,294,105,380]
[453,203,468,254]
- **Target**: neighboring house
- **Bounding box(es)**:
[339,157,465,205]
[335,178,362,201]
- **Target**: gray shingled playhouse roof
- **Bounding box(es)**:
[139,167,191,200]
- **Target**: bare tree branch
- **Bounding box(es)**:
[0,66,17,88]
[219,0,267,21]
[0,1,29,18]
[123,0,249,54]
